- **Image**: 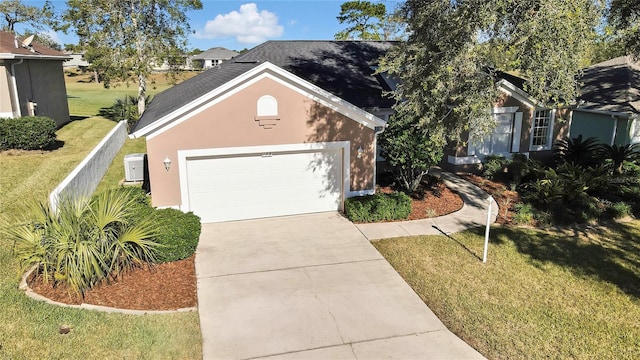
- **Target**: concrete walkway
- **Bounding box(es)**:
[195,170,495,359]
[356,168,498,240]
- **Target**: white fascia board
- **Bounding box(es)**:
[132,61,386,139]
[0,53,69,61]
[497,79,542,108]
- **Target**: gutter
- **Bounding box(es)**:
[9,58,24,117]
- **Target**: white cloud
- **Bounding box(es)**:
[196,3,284,44]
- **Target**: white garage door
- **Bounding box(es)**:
[185,149,343,222]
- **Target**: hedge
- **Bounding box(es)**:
[151,208,201,263]
[344,192,412,222]
[0,116,57,151]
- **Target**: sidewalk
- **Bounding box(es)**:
[356,168,498,240]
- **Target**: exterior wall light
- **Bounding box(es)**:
[357,146,364,159]
[163,157,171,171]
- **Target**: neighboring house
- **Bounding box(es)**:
[444,71,570,172]
[191,47,239,69]
[0,31,71,127]
[130,41,393,223]
[570,56,640,146]
[63,52,89,69]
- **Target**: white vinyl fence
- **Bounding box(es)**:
[49,120,127,212]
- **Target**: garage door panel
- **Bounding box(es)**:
[186,149,343,222]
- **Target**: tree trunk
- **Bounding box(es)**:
[138,74,146,115]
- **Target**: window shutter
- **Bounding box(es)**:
[512,112,523,152]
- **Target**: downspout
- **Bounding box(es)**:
[373,124,386,195]
[9,58,24,117]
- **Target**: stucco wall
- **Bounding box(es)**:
[13,59,70,127]
[147,77,376,208]
[0,64,15,117]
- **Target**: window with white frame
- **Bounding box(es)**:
[473,113,514,156]
[530,109,554,150]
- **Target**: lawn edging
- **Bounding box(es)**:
[19,266,197,315]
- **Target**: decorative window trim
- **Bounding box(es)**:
[255,95,280,129]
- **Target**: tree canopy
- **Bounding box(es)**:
[377,0,600,190]
[609,0,640,57]
[0,0,57,32]
[381,0,600,144]
[335,1,387,40]
[63,0,203,115]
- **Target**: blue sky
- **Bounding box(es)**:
[19,1,400,52]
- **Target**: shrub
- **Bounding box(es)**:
[98,95,151,130]
[4,191,158,295]
[553,135,602,167]
[344,192,412,222]
[0,116,57,151]
[482,155,509,180]
[608,201,632,219]
[512,203,534,225]
[151,208,201,262]
[520,163,609,224]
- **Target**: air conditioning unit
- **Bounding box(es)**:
[124,153,145,182]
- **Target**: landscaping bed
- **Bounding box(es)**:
[379,181,463,220]
[27,256,197,311]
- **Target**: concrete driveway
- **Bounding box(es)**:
[196,212,485,359]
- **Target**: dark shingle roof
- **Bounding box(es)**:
[0,30,68,58]
[132,40,396,133]
[191,47,239,60]
[577,56,640,115]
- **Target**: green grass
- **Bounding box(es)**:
[374,224,640,359]
[65,71,198,116]
[0,75,202,358]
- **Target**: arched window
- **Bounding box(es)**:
[257,95,278,117]
[255,95,280,129]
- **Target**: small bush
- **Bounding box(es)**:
[98,95,151,130]
[512,203,533,225]
[482,155,509,180]
[0,116,57,151]
[344,192,412,222]
[151,209,201,262]
[608,201,632,219]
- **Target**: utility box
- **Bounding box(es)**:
[124,153,145,182]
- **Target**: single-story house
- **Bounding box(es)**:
[569,56,640,145]
[0,31,71,127]
[446,56,640,172]
[63,52,89,69]
[191,47,240,69]
[130,41,394,223]
[444,71,570,172]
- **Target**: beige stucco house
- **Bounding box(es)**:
[0,31,70,127]
[444,72,570,172]
[131,41,393,223]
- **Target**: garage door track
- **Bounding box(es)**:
[196,212,485,359]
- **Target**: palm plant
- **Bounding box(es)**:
[4,189,158,295]
[553,135,603,167]
[599,143,640,175]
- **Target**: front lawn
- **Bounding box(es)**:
[374,224,640,359]
[0,117,201,358]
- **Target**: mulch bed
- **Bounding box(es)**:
[378,181,463,220]
[459,174,521,225]
[28,255,197,311]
